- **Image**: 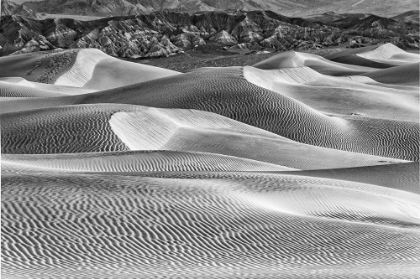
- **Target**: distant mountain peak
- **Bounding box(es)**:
[1,0,39,18]
[9,0,420,18]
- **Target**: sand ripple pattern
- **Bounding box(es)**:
[70,67,419,160]
[1,151,293,172]
[2,168,420,278]
[1,105,132,154]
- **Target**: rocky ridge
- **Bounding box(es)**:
[16,0,420,18]
[1,10,419,58]
[1,0,38,19]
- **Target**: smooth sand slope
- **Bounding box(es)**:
[0,49,180,91]
[326,43,420,67]
[281,162,420,194]
[363,62,420,86]
[0,77,95,98]
[2,66,417,160]
[1,151,294,172]
[253,50,377,76]
[2,164,420,278]
[2,104,403,169]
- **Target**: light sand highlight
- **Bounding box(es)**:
[55,49,181,90]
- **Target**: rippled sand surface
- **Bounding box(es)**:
[1,44,419,278]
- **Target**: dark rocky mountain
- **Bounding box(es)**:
[1,0,38,18]
[9,0,420,18]
[1,10,418,58]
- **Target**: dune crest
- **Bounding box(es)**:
[55,49,181,90]
[326,43,420,67]
[253,50,377,75]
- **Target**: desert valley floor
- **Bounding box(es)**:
[1,43,420,278]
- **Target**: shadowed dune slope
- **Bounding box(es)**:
[363,63,420,86]
[0,49,180,91]
[1,67,418,161]
[252,51,376,76]
[1,151,294,172]
[326,43,420,67]
[281,162,420,194]
[2,165,420,278]
[2,104,403,169]
[1,104,131,154]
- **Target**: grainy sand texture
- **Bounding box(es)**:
[1,44,419,279]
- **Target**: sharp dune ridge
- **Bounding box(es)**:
[1,43,420,278]
[326,43,420,67]
[2,104,403,169]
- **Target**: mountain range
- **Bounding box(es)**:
[3,0,419,18]
[1,8,419,58]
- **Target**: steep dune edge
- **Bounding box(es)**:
[2,166,420,278]
[0,49,181,91]
[54,49,181,90]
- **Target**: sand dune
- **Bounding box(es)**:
[252,50,376,76]
[1,104,131,154]
[281,162,420,194]
[2,104,403,169]
[1,151,294,172]
[0,77,95,97]
[244,66,419,122]
[363,62,420,86]
[0,79,66,98]
[1,43,419,278]
[1,66,418,160]
[326,43,420,67]
[2,165,420,278]
[0,49,180,91]
[54,49,181,90]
